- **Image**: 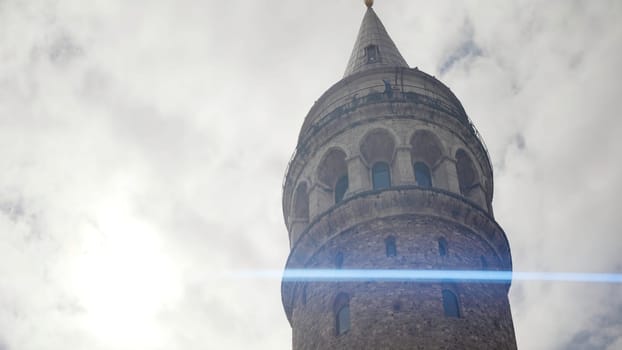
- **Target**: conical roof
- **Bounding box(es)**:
[344,7,409,77]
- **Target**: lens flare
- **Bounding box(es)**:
[233,269,622,284]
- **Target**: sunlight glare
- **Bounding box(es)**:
[72,200,180,346]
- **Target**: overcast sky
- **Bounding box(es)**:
[0,0,621,349]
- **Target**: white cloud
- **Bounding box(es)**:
[0,0,620,349]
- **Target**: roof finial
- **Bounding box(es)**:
[365,0,373,8]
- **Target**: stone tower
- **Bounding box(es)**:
[281,3,517,349]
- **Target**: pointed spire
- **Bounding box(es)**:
[344,6,409,77]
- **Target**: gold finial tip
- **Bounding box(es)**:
[365,0,373,8]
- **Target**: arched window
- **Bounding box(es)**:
[372,162,391,190]
[385,236,397,257]
[480,255,488,269]
[335,175,349,203]
[442,289,461,318]
[438,238,448,256]
[360,129,396,189]
[456,149,478,196]
[293,182,309,220]
[336,252,344,269]
[334,293,350,335]
[317,148,348,206]
[414,162,432,188]
[410,130,443,186]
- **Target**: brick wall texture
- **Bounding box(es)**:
[289,215,517,349]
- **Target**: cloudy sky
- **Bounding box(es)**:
[1,0,621,349]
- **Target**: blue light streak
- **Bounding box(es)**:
[233,269,622,284]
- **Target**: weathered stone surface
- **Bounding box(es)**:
[282,68,495,240]
[288,216,516,349]
[281,6,516,350]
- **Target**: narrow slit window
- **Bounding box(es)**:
[480,255,488,269]
[372,162,391,190]
[442,289,461,318]
[414,162,432,188]
[336,252,344,269]
[335,175,349,203]
[334,293,351,335]
[438,238,448,257]
[385,236,397,257]
[365,45,379,63]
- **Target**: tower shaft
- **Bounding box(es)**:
[281,6,517,350]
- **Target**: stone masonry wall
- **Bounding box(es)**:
[290,215,516,349]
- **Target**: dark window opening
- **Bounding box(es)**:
[365,45,379,63]
[480,255,488,269]
[336,305,350,335]
[442,289,461,318]
[335,175,349,203]
[456,149,478,196]
[372,162,391,190]
[385,236,397,257]
[414,162,432,188]
[438,238,448,257]
[334,293,350,335]
[336,252,344,269]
